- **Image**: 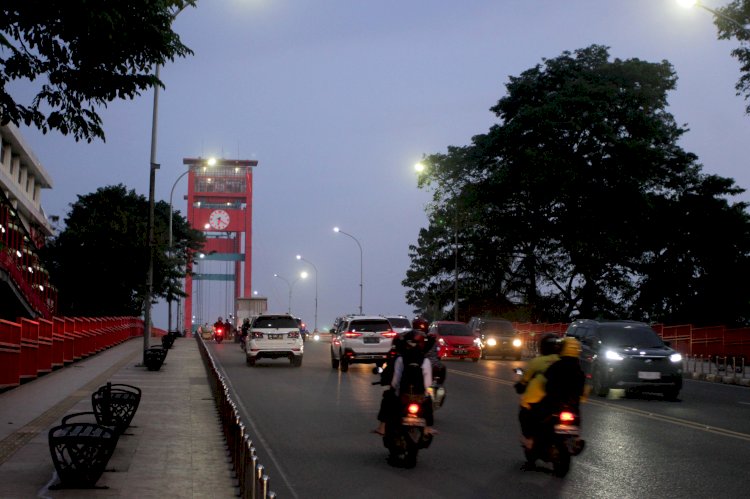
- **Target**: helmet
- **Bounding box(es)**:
[560,337,582,357]
[218,317,223,322]
[405,330,426,350]
[539,334,560,356]
[412,317,429,332]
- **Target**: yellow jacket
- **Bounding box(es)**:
[519,353,559,409]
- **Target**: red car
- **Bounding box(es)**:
[429,321,481,362]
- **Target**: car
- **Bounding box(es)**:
[429,321,481,362]
[246,313,304,367]
[384,315,412,334]
[566,319,683,400]
[330,315,397,372]
[467,317,523,360]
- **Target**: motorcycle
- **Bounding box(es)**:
[514,368,584,477]
[214,327,225,344]
[373,365,434,468]
[428,364,447,411]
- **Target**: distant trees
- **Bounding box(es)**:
[0,1,194,141]
[40,185,204,316]
[405,45,750,327]
[714,1,750,114]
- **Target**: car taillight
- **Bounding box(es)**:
[344,331,362,338]
[407,403,420,415]
[252,331,264,339]
[559,411,576,423]
[288,331,300,339]
[381,330,397,338]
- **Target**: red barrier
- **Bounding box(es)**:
[52,317,65,369]
[0,319,21,390]
[63,317,75,364]
[37,318,53,375]
[19,318,39,382]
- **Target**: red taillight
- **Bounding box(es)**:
[301,323,306,329]
[215,328,223,335]
[559,411,576,423]
[381,330,397,339]
[288,331,300,339]
[344,331,363,338]
[407,403,420,415]
[252,331,264,339]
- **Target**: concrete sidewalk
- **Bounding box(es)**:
[0,336,237,498]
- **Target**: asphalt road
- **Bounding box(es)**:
[207,337,750,499]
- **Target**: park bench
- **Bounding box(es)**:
[161,333,175,349]
[48,421,118,489]
[144,345,168,371]
[92,382,141,435]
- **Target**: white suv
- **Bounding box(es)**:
[247,314,304,367]
[330,315,396,372]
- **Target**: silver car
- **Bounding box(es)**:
[330,315,396,372]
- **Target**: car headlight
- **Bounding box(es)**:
[605,350,624,361]
[512,338,522,348]
[438,338,446,346]
[486,338,497,347]
[474,338,482,347]
[670,353,683,363]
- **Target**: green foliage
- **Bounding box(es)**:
[40,184,205,316]
[406,45,750,327]
[714,1,750,114]
[0,0,195,142]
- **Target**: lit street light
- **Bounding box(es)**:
[274,272,307,314]
[677,0,750,35]
[415,161,460,321]
[333,227,364,314]
[296,254,319,332]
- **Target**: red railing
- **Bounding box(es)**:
[0,316,150,391]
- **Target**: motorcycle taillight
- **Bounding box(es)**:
[559,411,576,423]
[407,403,420,415]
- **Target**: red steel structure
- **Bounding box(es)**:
[182,158,257,333]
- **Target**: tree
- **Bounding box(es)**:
[408,45,750,326]
[714,1,750,113]
[0,0,194,142]
[40,184,205,316]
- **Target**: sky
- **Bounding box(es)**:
[14,0,750,331]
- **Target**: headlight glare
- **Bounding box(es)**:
[670,353,683,363]
[605,350,624,361]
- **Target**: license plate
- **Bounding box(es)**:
[401,417,426,427]
[554,424,580,435]
[363,337,380,344]
[638,371,661,380]
[268,333,283,340]
[454,349,467,355]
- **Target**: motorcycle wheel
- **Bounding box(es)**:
[339,357,349,372]
[551,441,571,477]
[593,367,609,397]
[215,338,223,344]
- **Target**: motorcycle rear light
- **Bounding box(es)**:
[381,331,397,338]
[344,331,362,338]
[216,328,223,334]
[407,403,420,415]
[559,411,576,423]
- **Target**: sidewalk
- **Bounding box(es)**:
[0,336,237,498]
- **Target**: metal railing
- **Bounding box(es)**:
[684,355,747,378]
[195,335,277,498]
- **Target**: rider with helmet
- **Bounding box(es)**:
[515,333,561,450]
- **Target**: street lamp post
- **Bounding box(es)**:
[296,254,318,332]
[415,162,460,321]
[143,2,192,363]
[333,227,363,314]
[274,272,307,314]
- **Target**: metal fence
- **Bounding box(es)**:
[195,335,277,498]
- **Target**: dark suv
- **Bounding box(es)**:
[566,319,683,400]
[467,317,523,360]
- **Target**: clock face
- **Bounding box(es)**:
[208,209,230,230]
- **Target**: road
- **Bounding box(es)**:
[207,337,750,499]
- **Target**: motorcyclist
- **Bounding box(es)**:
[516,334,560,450]
[540,336,586,413]
[240,318,251,345]
[373,328,435,436]
[213,317,225,338]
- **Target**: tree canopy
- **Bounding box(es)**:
[406,45,750,327]
[0,0,195,142]
[40,184,205,316]
[715,1,750,114]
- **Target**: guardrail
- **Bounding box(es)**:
[195,334,277,499]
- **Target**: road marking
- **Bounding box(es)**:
[450,369,750,442]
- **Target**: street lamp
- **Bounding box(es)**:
[677,0,750,35]
[333,227,363,314]
[143,1,194,362]
[415,162,460,322]
[296,254,319,332]
[274,272,307,314]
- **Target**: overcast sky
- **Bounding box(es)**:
[16,0,750,331]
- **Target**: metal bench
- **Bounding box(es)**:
[48,422,118,489]
[144,346,168,371]
[92,382,141,435]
